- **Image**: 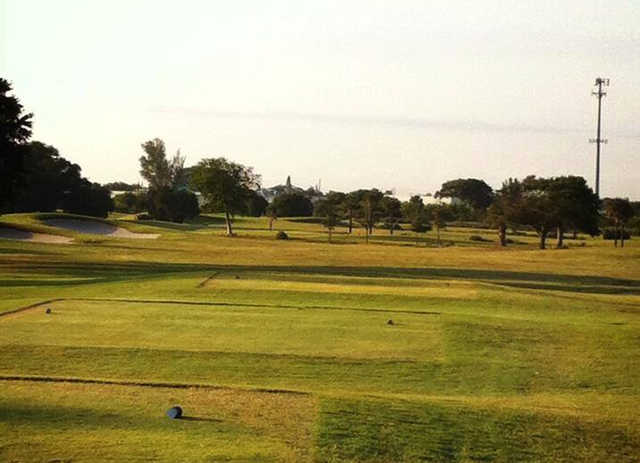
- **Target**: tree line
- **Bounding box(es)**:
[2,77,637,247]
[1,79,113,217]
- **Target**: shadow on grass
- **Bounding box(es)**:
[124,215,226,231]
[2,257,640,295]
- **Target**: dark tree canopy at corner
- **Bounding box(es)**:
[0,78,33,212]
[435,178,494,211]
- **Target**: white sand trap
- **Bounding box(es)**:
[0,226,73,244]
[43,218,159,239]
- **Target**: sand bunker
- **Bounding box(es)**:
[0,226,73,244]
[43,218,159,239]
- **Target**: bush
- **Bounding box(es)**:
[62,181,114,218]
[113,192,147,213]
[270,193,313,217]
[136,213,152,221]
[275,231,289,240]
[167,189,200,223]
[147,188,199,223]
[602,229,631,240]
[411,219,431,233]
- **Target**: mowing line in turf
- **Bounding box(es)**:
[0,374,309,396]
[0,296,442,320]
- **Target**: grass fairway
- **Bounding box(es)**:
[1,213,639,462]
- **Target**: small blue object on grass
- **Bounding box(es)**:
[166,406,183,419]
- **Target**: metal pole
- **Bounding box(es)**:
[590,78,608,197]
[595,79,602,197]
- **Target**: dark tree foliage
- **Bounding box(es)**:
[138,138,197,223]
[380,196,403,235]
[245,190,269,217]
[351,189,385,239]
[435,178,494,215]
[314,191,345,242]
[603,198,635,248]
[425,203,455,246]
[340,191,361,234]
[0,78,33,212]
[61,180,114,218]
[545,176,599,248]
[103,181,140,192]
[12,142,81,212]
[402,195,431,233]
[191,157,260,235]
[166,189,200,223]
[146,188,199,223]
[113,192,146,213]
[139,138,173,190]
[11,141,113,217]
[518,175,599,249]
[270,192,313,217]
[486,178,523,246]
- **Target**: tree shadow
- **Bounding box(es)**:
[3,257,640,296]
[124,215,226,231]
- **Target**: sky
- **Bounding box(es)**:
[1,0,639,199]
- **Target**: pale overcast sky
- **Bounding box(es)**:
[1,0,638,199]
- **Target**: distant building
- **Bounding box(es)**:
[258,176,324,203]
[422,194,462,206]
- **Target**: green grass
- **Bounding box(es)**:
[0,212,639,461]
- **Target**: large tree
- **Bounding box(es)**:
[61,179,114,218]
[139,138,170,189]
[0,78,33,212]
[486,178,523,246]
[517,176,599,249]
[518,176,557,249]
[425,203,454,246]
[11,141,113,217]
[354,189,385,243]
[340,191,361,234]
[402,195,430,233]
[435,178,494,216]
[314,191,345,243]
[245,191,268,217]
[545,176,599,248]
[380,196,403,235]
[191,157,260,235]
[139,139,197,222]
[270,192,313,217]
[603,198,634,248]
[12,142,81,212]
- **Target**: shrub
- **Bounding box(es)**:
[62,181,114,218]
[147,188,199,223]
[113,192,146,213]
[270,193,313,217]
[275,231,289,240]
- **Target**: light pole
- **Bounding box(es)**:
[589,77,609,197]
